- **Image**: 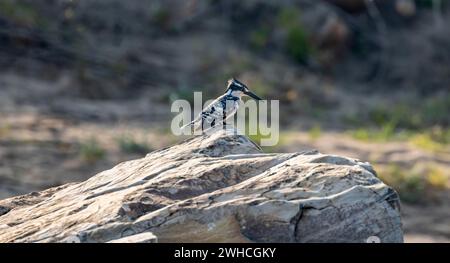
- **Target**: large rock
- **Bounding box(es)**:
[0,130,403,243]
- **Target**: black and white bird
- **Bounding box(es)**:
[182,78,262,132]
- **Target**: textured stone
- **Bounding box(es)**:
[0,130,403,243]
[107,232,158,243]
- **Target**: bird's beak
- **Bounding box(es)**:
[244,90,262,100]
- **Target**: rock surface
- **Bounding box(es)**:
[0,130,403,243]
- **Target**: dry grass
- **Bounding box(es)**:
[376,163,449,203]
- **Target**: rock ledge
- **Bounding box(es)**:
[0,131,403,243]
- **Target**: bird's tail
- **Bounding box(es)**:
[180,119,198,131]
[180,121,193,130]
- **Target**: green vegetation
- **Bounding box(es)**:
[246,7,313,63]
[367,104,421,130]
[380,165,425,203]
[278,8,299,28]
[410,129,450,152]
[0,0,46,27]
[422,95,450,127]
[345,95,449,130]
[349,128,370,141]
[0,124,11,138]
[117,135,151,155]
[348,123,402,142]
[427,166,449,189]
[250,27,270,50]
[277,8,312,63]
[152,7,171,30]
[345,95,450,151]
[80,138,105,163]
[340,96,449,203]
[286,26,311,63]
[377,164,448,203]
[111,61,128,77]
[349,127,449,152]
[415,0,447,8]
[308,124,322,140]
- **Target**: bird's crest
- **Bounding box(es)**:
[227,78,246,91]
[226,78,261,100]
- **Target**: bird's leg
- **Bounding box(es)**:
[222,112,227,130]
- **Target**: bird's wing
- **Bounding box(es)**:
[202,102,225,126]
[197,95,226,120]
[187,95,239,130]
[181,96,221,130]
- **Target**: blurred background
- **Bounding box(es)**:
[0,0,449,242]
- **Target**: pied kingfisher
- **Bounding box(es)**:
[182,78,262,132]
